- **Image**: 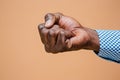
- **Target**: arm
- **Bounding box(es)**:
[95,30,120,63]
[38,13,120,63]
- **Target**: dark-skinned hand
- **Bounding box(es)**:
[38,13,99,53]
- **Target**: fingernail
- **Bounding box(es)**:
[45,20,51,28]
[66,39,72,48]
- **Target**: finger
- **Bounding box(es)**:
[47,29,56,47]
[38,23,45,30]
[40,26,49,45]
[50,25,61,34]
[65,39,72,49]
[45,26,62,53]
[51,25,73,38]
[44,25,62,51]
[48,25,63,48]
[38,23,46,43]
[66,36,83,50]
[44,45,51,53]
[55,31,66,52]
[50,24,73,38]
[44,13,63,28]
[64,30,75,39]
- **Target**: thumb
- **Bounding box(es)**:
[66,36,82,49]
[45,13,63,28]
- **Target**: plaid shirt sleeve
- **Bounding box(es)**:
[95,30,120,63]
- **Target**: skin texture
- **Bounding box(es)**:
[38,13,100,53]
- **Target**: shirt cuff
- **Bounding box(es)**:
[94,30,120,63]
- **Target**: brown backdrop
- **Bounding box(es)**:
[0,0,120,80]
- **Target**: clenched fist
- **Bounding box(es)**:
[38,13,99,53]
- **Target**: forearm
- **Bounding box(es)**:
[83,28,120,63]
[95,30,120,63]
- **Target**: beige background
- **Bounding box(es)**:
[0,0,120,80]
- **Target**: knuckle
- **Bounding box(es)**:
[55,12,63,15]
[55,12,63,20]
[38,23,44,30]
[45,13,53,21]
[41,29,48,35]
[53,25,59,29]
[60,31,65,35]
[49,30,55,37]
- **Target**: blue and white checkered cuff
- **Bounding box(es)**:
[95,30,120,63]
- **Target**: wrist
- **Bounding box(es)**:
[83,28,100,51]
